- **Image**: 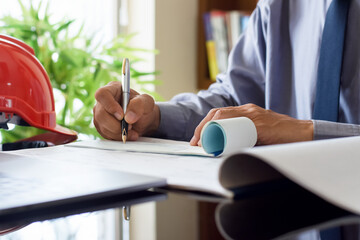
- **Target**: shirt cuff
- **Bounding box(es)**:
[313,120,360,140]
[151,102,187,140]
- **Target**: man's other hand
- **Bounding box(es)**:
[93,81,160,141]
[190,104,314,146]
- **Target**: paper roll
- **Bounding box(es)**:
[200,117,257,156]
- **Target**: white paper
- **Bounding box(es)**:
[67,137,212,157]
[7,136,360,215]
[8,142,232,197]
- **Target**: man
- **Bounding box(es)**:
[93,0,360,146]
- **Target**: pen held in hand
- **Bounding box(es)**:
[122,120,128,143]
[121,58,130,143]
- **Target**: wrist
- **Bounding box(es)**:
[153,104,161,131]
[145,104,161,135]
[302,120,314,141]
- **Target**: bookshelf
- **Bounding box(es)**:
[196,0,258,89]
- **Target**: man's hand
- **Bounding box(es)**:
[93,81,160,141]
[190,104,313,146]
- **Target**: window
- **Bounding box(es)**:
[0,1,127,239]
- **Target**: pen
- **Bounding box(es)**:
[121,58,130,143]
[123,205,131,221]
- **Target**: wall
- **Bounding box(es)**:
[154,0,198,101]
[156,193,199,240]
[154,2,199,239]
[127,1,199,239]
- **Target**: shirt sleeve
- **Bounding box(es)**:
[313,120,360,140]
[153,3,269,141]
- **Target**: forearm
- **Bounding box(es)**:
[313,120,360,140]
[154,102,202,141]
[153,86,238,141]
[152,4,267,142]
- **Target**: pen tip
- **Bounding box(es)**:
[122,135,127,144]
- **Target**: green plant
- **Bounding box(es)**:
[0,0,161,143]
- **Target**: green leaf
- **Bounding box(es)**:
[56,19,75,33]
[0,0,161,143]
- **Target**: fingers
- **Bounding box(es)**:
[124,94,155,124]
[211,107,243,120]
[93,81,155,141]
[93,104,122,140]
[93,103,140,141]
[190,106,248,146]
[190,108,219,146]
[127,130,139,141]
[93,104,140,141]
[94,81,124,120]
[93,81,144,141]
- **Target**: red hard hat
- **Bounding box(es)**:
[0,34,77,138]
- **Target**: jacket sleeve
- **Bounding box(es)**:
[153,3,269,141]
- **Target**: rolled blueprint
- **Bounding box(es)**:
[200,117,257,156]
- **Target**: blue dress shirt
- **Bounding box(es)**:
[155,0,360,142]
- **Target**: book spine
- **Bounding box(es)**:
[203,13,219,81]
[210,11,229,74]
[224,12,233,53]
[228,11,241,51]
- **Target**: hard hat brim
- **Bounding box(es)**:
[15,129,77,146]
[52,124,78,137]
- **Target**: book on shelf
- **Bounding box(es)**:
[203,13,219,81]
[209,11,229,75]
[225,11,241,52]
[203,10,250,81]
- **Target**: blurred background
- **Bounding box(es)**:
[0,0,198,239]
[0,0,198,98]
[0,0,198,143]
[0,0,260,239]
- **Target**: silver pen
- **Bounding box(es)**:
[121,58,130,143]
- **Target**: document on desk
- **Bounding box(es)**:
[7,136,360,215]
[67,137,212,156]
[7,138,230,197]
